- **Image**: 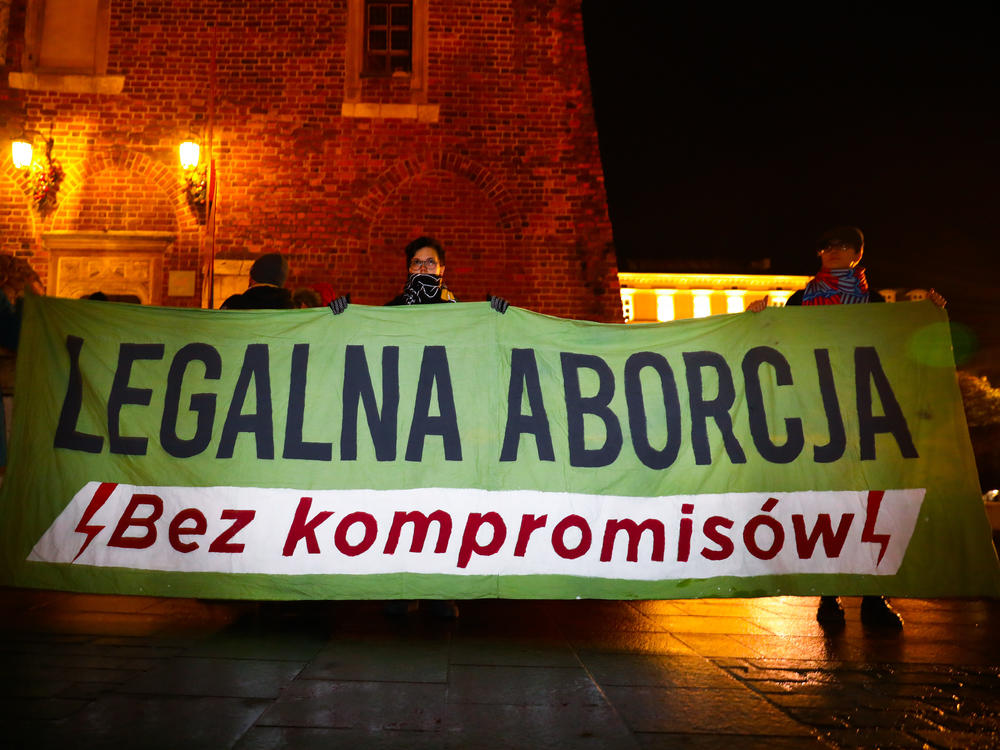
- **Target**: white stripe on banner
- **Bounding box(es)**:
[29,483,925,580]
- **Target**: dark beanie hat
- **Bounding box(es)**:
[816,226,864,252]
[250,253,289,286]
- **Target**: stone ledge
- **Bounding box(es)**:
[341,101,439,122]
[8,72,125,95]
[42,230,175,252]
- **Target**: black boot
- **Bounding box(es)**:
[816,595,845,628]
[427,600,460,618]
[860,595,903,629]
[382,600,418,616]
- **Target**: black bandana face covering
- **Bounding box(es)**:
[401,273,444,304]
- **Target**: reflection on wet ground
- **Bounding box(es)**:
[1,589,998,748]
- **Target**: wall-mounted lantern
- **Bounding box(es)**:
[11,136,34,168]
[179,138,207,223]
[11,126,64,215]
[179,139,200,170]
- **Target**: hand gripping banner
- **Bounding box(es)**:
[1,295,997,600]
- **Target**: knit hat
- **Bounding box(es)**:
[249,253,289,286]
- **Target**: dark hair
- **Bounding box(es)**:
[816,226,864,253]
[404,236,445,266]
[292,288,323,308]
[0,254,40,293]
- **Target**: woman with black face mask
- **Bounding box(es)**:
[383,236,459,619]
[385,236,456,306]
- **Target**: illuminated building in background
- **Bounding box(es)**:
[618,272,810,322]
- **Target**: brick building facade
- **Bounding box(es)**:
[1,0,620,320]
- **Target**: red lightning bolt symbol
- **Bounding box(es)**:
[860,490,890,566]
[73,482,118,562]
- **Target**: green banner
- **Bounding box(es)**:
[1,294,997,600]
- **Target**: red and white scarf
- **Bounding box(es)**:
[801,267,870,305]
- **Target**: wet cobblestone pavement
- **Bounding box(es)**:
[1,589,998,749]
[717,660,1000,749]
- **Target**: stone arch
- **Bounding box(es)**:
[349,153,525,305]
[37,149,202,305]
[49,148,187,234]
[356,152,522,232]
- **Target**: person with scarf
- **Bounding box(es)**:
[789,226,883,306]
[384,237,458,618]
[788,225,947,307]
[385,236,457,306]
[382,237,508,619]
[749,226,945,629]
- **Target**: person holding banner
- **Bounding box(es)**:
[748,225,945,629]
[384,236,510,313]
[380,238,506,618]
[221,253,295,310]
[385,237,458,306]
[383,237,459,617]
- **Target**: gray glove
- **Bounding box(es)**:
[328,294,350,315]
[487,294,509,314]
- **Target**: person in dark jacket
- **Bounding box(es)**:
[749,226,945,630]
[221,253,294,310]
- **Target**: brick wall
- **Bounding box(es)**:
[1,0,620,319]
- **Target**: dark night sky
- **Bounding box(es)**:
[581,2,999,375]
